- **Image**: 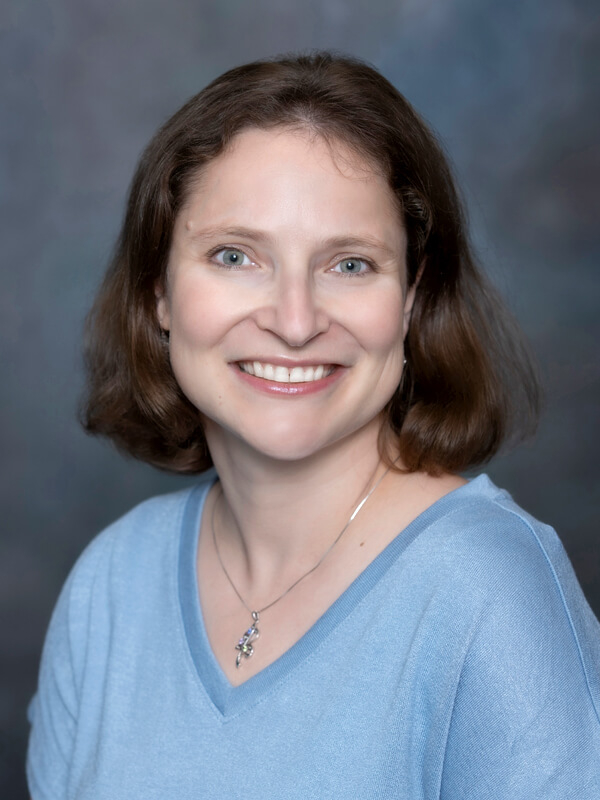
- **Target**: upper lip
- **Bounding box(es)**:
[232,356,344,368]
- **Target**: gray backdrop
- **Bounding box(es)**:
[2,0,599,794]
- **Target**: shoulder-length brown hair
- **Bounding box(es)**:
[82,51,540,475]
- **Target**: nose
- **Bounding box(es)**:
[253,269,330,347]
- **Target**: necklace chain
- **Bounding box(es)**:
[211,464,391,667]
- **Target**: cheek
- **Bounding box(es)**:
[353,290,405,354]
[165,287,226,410]
[168,281,232,346]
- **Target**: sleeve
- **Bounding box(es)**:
[26,533,110,800]
[440,526,600,799]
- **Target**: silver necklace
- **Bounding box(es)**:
[211,465,391,668]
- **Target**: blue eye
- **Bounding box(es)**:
[215,248,249,268]
[333,258,369,275]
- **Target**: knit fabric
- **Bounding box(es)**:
[27,474,600,798]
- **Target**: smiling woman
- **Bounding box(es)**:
[81,53,537,477]
[27,53,600,799]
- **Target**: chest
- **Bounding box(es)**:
[70,588,463,800]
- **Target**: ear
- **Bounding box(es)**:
[402,260,425,339]
[155,281,171,332]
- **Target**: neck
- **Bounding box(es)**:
[204,418,391,591]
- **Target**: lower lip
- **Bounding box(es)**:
[232,365,345,396]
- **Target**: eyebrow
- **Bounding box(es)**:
[186,226,271,245]
[185,226,399,258]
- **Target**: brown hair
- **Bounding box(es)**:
[82,51,540,475]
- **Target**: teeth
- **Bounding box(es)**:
[239,362,333,383]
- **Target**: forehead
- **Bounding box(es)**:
[179,127,402,233]
[192,124,389,186]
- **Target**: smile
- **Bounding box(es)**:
[238,362,335,383]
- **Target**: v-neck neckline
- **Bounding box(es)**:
[177,474,494,719]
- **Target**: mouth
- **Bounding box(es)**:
[237,361,336,384]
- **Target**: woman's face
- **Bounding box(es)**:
[157,127,416,463]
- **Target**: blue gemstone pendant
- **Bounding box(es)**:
[235,610,260,668]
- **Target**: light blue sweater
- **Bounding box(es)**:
[27,475,600,798]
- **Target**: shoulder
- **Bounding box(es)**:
[419,474,573,592]
[31,473,215,699]
[427,475,600,713]
[409,475,599,687]
[70,474,213,583]
[27,474,214,796]
[48,474,214,649]
[435,477,600,795]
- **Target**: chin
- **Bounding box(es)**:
[236,415,373,464]
[243,433,331,463]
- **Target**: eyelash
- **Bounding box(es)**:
[208,247,375,277]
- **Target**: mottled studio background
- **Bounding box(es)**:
[1,0,599,794]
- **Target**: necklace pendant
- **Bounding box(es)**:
[235,611,260,668]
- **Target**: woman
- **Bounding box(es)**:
[27,53,600,798]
